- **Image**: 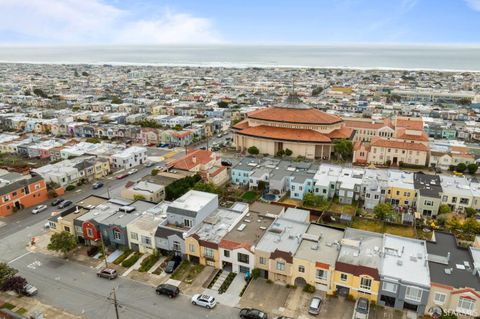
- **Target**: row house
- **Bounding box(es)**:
[111,146,147,169]
[0,172,48,217]
[172,149,229,186]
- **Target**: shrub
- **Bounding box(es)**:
[251,268,260,280]
[113,249,132,265]
[456,163,467,173]
[219,272,237,294]
[138,254,160,272]
[121,252,142,268]
[303,284,316,293]
[465,207,477,218]
[151,169,159,176]
[468,163,478,175]
[266,279,273,284]
[65,184,76,191]
[247,146,259,155]
[208,270,223,289]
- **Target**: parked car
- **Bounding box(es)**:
[32,204,48,214]
[155,284,179,298]
[308,297,322,315]
[97,268,118,280]
[51,198,64,206]
[145,162,154,167]
[116,173,129,180]
[221,160,232,167]
[22,283,38,296]
[158,143,168,148]
[239,308,267,319]
[58,200,72,208]
[128,168,138,175]
[353,297,369,319]
[165,259,180,274]
[191,294,217,309]
[199,146,207,150]
[92,181,104,189]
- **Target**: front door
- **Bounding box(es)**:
[393,157,398,165]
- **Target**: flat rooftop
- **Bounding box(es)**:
[295,224,344,266]
[337,228,383,269]
[382,234,430,287]
[192,208,243,244]
[168,190,217,212]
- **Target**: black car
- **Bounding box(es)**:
[221,160,232,167]
[92,181,104,189]
[51,198,64,206]
[156,284,179,298]
[58,200,72,208]
[240,308,267,319]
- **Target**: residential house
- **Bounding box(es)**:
[385,171,416,208]
[173,149,229,186]
[219,202,285,275]
[254,208,310,284]
[121,180,165,203]
[155,190,218,256]
[0,172,48,217]
[414,173,443,217]
[292,224,344,294]
[378,234,430,315]
[334,228,383,303]
[426,232,480,317]
[111,146,147,169]
[361,169,388,210]
[440,176,473,213]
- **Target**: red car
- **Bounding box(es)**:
[116,173,129,180]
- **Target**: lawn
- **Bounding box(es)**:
[138,254,160,272]
[329,202,357,216]
[280,198,302,206]
[384,224,415,238]
[171,261,205,284]
[241,191,258,203]
[351,218,384,233]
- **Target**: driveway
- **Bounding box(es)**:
[240,279,292,317]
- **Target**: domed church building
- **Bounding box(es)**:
[233,94,354,160]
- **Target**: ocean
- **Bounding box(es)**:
[0,44,479,71]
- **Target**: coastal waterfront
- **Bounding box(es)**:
[1,45,480,71]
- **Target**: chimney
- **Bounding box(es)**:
[192,156,197,164]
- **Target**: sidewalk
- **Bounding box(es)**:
[0,292,81,319]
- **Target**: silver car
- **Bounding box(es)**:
[32,204,48,214]
[191,294,217,309]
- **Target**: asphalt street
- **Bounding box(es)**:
[7,252,239,319]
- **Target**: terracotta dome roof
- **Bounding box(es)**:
[236,125,331,143]
[248,107,342,125]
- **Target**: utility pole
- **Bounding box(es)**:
[112,288,120,319]
[99,231,108,269]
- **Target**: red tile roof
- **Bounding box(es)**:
[395,128,429,142]
[395,117,424,131]
[370,138,428,151]
[345,119,392,130]
[173,149,214,170]
[219,239,251,251]
[232,119,250,130]
[171,131,192,139]
[237,125,331,143]
[248,107,342,125]
[327,127,354,139]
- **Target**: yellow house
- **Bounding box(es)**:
[333,229,383,303]
[291,224,344,294]
[185,234,221,268]
[385,171,416,207]
[94,158,110,179]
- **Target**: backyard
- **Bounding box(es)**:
[241,191,259,203]
[349,217,416,238]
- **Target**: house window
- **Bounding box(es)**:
[316,269,327,280]
[131,232,138,240]
[142,236,152,246]
[204,247,214,258]
[239,266,250,273]
[238,253,249,264]
[3,195,10,202]
[442,195,448,202]
[224,250,230,257]
[173,241,181,252]
[360,277,372,291]
[189,244,195,253]
[259,257,267,265]
[460,198,469,205]
[382,282,397,293]
[424,200,433,206]
[340,273,348,282]
[12,191,17,197]
[35,183,41,190]
[405,286,422,302]
[452,197,457,203]
[64,226,70,232]
[457,297,475,314]
[298,265,305,273]
[184,219,193,227]
[113,229,121,240]
[86,228,94,237]
[276,261,285,271]
[434,292,446,305]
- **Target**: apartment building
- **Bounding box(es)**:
[111,146,147,169]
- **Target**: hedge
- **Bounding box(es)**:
[113,249,132,265]
[219,272,237,294]
[121,252,142,268]
[138,254,160,272]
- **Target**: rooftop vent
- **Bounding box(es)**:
[397,260,403,266]
[237,224,247,232]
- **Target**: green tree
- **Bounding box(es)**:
[151,169,159,176]
[0,263,18,286]
[47,231,77,258]
[133,194,146,201]
[193,181,222,195]
[446,217,461,232]
[333,139,353,161]
[438,204,451,215]
[458,97,472,106]
[468,163,478,175]
[373,203,394,220]
[462,217,480,235]
[284,148,293,156]
[111,96,123,104]
[276,149,285,157]
[311,87,323,96]
[247,146,259,155]
[217,101,229,108]
[165,174,202,200]
[465,207,477,218]
[85,137,101,144]
[456,162,467,173]
[33,88,48,98]
[1,276,27,294]
[174,124,183,131]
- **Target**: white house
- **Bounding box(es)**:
[111,146,147,169]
